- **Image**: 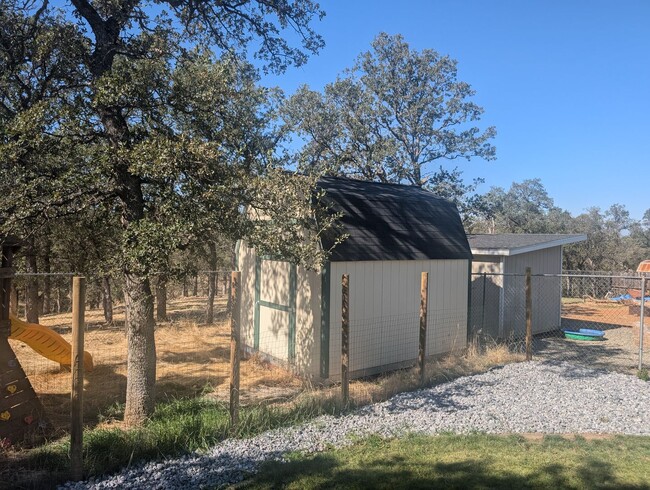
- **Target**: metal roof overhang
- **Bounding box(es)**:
[471,234,587,257]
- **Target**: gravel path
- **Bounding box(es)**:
[61,361,650,490]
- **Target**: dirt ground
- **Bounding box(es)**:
[531,298,648,374]
[9,296,649,433]
[8,296,302,432]
[561,299,644,327]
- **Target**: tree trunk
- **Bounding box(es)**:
[25,240,39,324]
[10,283,18,317]
[102,276,114,324]
[123,273,156,426]
[56,284,62,314]
[182,276,188,297]
[193,274,198,296]
[156,274,167,322]
[227,242,236,313]
[206,242,217,324]
[42,237,52,315]
[90,283,101,310]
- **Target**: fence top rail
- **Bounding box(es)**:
[558,273,644,280]
[471,272,643,280]
[15,272,78,277]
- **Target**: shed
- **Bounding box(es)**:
[237,176,472,380]
[468,233,586,339]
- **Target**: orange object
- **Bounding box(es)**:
[0,411,10,421]
[638,260,650,273]
[5,385,16,394]
[8,316,93,371]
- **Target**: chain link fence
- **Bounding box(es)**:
[7,273,236,436]
[7,268,648,453]
[470,272,648,375]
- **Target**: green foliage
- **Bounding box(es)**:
[0,0,329,423]
[469,178,571,234]
[0,1,332,277]
[564,205,642,271]
[14,393,344,485]
[283,32,496,211]
[638,369,649,382]
[469,178,650,272]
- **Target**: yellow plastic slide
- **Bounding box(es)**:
[8,315,93,371]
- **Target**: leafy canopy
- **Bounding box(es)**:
[283,32,496,213]
[0,0,333,272]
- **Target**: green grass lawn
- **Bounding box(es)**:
[4,394,343,489]
[246,433,650,489]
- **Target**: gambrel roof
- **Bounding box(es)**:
[318,176,472,262]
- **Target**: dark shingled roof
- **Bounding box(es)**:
[467,233,586,256]
[318,176,472,262]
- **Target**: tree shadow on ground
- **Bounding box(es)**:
[158,345,231,364]
[533,322,637,375]
[368,378,499,414]
[250,452,648,490]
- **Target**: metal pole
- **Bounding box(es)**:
[341,274,350,407]
[525,267,533,361]
[481,272,486,333]
[639,277,646,371]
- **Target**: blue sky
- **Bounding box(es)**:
[261,0,650,220]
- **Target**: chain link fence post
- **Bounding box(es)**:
[639,277,646,371]
[341,274,350,407]
[525,268,533,361]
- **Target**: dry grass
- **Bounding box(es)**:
[9,294,525,441]
[9,296,301,433]
[289,343,525,411]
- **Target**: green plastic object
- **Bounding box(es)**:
[563,331,604,341]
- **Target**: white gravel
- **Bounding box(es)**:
[61,361,650,489]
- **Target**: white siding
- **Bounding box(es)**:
[237,243,322,376]
[295,266,321,377]
[327,259,469,378]
[503,247,562,335]
[260,260,290,305]
[238,242,256,348]
[471,257,505,338]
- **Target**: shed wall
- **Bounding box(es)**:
[503,246,562,335]
[295,265,322,377]
[470,257,504,338]
[237,244,322,377]
[327,259,469,378]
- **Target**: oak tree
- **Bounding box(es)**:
[1,0,328,426]
[283,32,496,210]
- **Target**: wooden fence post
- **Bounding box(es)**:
[341,274,350,407]
[481,272,487,332]
[229,271,241,431]
[419,272,429,385]
[70,276,86,481]
[525,268,533,361]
